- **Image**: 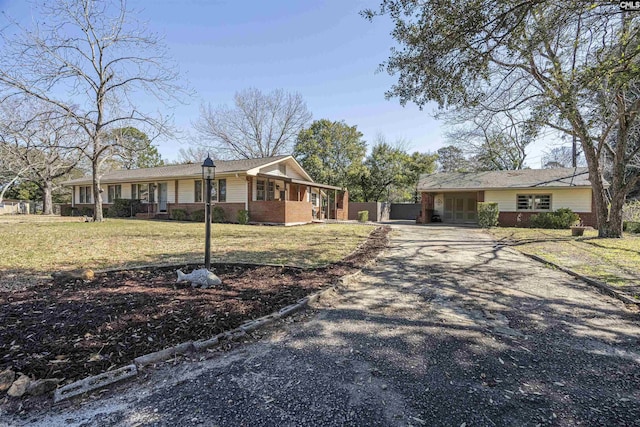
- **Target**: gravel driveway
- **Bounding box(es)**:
[5,224,640,426]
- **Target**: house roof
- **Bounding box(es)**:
[418,167,600,191]
[63,155,292,185]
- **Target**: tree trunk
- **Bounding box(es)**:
[42,181,54,215]
[92,159,104,222]
[601,190,625,237]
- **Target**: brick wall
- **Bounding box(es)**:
[249,200,285,223]
[285,201,313,223]
[418,193,435,224]
[248,200,313,224]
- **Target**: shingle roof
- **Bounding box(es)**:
[417,167,598,191]
[64,155,290,185]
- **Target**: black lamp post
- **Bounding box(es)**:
[202,154,216,270]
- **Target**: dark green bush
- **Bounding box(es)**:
[190,209,205,222]
[212,206,226,223]
[357,210,369,222]
[237,209,250,225]
[477,202,499,228]
[80,207,93,217]
[530,208,580,229]
[623,221,640,233]
[108,199,142,217]
[171,209,188,221]
[61,205,73,216]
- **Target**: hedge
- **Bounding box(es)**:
[477,202,499,228]
[530,208,580,229]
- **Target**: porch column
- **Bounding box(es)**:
[333,189,337,220]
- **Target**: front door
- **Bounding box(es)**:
[158,183,168,212]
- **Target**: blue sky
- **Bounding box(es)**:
[137,0,448,161]
[1,0,552,166]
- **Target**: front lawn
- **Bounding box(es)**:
[489,227,640,299]
[0,218,375,289]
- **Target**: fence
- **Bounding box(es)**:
[0,201,30,215]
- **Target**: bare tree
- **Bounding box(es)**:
[0,98,83,214]
[542,146,586,169]
[175,146,214,164]
[445,108,532,171]
[0,0,187,221]
[195,88,312,160]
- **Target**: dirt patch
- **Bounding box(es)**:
[0,226,389,396]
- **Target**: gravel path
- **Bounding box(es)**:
[4,224,640,426]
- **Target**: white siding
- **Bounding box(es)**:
[485,188,592,212]
[223,176,247,203]
[178,179,196,203]
[121,185,132,200]
[165,181,175,203]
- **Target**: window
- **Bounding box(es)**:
[267,181,275,201]
[218,179,226,202]
[107,185,121,203]
[79,186,92,204]
[517,194,551,211]
[256,180,265,201]
[311,192,318,206]
[194,180,202,203]
[132,183,154,203]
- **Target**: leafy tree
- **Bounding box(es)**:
[436,146,469,172]
[196,88,311,160]
[104,127,164,170]
[0,0,186,222]
[293,119,367,188]
[405,151,438,202]
[364,1,640,237]
[358,138,409,202]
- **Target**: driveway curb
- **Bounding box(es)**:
[519,252,639,305]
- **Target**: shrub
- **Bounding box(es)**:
[623,221,640,233]
[60,205,73,216]
[108,199,142,217]
[623,200,640,222]
[237,209,250,225]
[477,202,499,228]
[530,208,580,229]
[190,209,205,222]
[357,210,369,222]
[212,206,226,223]
[171,208,188,221]
[80,207,93,217]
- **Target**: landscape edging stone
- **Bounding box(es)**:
[518,251,639,305]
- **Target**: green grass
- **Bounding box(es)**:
[0,217,375,287]
[489,227,640,296]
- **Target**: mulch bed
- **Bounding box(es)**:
[0,226,389,391]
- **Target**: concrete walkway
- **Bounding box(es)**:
[8,224,640,426]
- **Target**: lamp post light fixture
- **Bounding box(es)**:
[201,154,216,270]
